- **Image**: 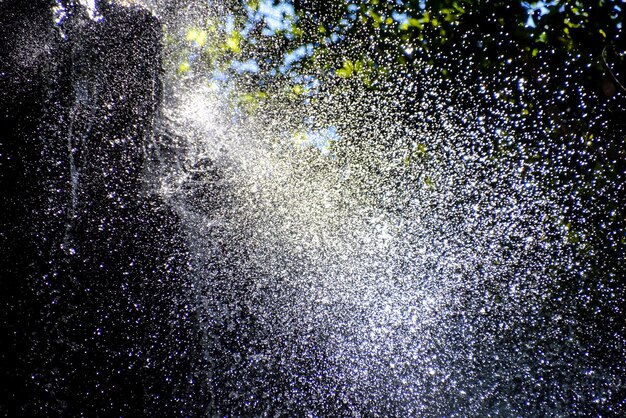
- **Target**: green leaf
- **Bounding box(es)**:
[185,28,208,47]
[177,61,191,75]
[224,31,242,53]
[336,60,355,78]
[538,32,548,43]
[408,17,423,29]
[367,10,383,24]
[354,59,364,72]
[238,91,269,111]
[291,25,304,37]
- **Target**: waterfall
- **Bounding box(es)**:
[154,4,578,416]
[2,1,624,416]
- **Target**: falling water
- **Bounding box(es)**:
[2,0,624,416]
[144,2,625,416]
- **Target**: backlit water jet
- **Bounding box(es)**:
[2,1,624,416]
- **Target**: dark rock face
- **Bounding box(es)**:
[0,2,207,415]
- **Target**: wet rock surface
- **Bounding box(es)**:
[1,2,207,415]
